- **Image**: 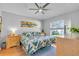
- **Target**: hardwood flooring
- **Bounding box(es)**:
[56,37,79,56]
[0,45,56,56]
[1,37,79,56]
[0,46,26,56]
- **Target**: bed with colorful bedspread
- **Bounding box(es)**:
[21,32,56,55]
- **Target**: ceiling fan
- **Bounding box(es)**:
[29,3,50,14]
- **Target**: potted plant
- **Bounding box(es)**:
[70,26,79,38]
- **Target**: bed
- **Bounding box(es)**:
[21,32,56,55]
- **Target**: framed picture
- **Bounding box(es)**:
[21,21,37,28]
[0,16,2,32]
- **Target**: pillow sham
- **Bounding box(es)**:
[22,32,40,37]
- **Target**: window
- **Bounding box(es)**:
[50,20,64,36]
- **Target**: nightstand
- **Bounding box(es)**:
[6,35,21,49]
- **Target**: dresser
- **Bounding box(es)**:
[6,35,21,49]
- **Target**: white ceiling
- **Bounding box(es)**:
[0,3,79,20]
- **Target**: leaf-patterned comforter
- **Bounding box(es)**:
[21,36,56,55]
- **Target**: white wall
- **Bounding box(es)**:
[43,10,79,36]
[0,5,2,16]
[0,12,1,16]
[1,11,42,41]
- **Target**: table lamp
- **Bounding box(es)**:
[9,28,17,36]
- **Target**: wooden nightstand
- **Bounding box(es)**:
[6,35,21,49]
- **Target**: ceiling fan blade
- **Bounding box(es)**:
[29,8,38,10]
[43,9,49,10]
[35,11,39,14]
[42,3,50,8]
[35,3,39,8]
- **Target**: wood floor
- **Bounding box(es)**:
[0,46,26,56]
[56,37,79,56]
[0,45,56,56]
[1,37,79,56]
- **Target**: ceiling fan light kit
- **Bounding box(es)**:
[29,3,50,14]
[39,9,43,12]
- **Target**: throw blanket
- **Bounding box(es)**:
[21,36,56,55]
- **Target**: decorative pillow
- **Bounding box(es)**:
[31,32,40,36]
[22,32,40,37]
[22,32,32,37]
